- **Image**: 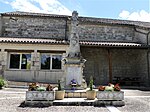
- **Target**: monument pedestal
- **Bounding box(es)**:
[64,61,86,89]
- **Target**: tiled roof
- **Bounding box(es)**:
[0,37,148,48]
[79,17,150,29]
[0,37,68,44]
[1,11,69,18]
[79,41,148,48]
[1,11,150,29]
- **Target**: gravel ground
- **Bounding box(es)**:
[0,99,108,112]
[118,97,150,112]
[0,88,150,112]
[0,88,108,112]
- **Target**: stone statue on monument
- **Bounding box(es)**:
[66,11,81,59]
[62,11,87,89]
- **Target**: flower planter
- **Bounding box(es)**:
[86,90,96,100]
[96,91,124,101]
[55,90,65,100]
[26,91,55,101]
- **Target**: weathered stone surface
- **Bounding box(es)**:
[25,101,53,107]
[78,25,134,41]
[65,90,86,98]
[94,100,125,106]
[64,11,86,89]
[81,47,148,86]
[65,64,83,86]
[26,91,55,101]
[96,91,124,101]
[2,17,66,39]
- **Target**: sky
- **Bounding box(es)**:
[0,0,150,22]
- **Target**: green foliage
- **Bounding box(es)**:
[89,76,93,91]
[58,80,62,91]
[0,77,6,89]
[37,87,46,91]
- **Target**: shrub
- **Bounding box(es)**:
[58,80,62,91]
[98,83,121,91]
[0,77,6,89]
[89,76,94,91]
[37,87,46,91]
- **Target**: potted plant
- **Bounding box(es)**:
[55,80,65,100]
[0,77,6,89]
[97,83,124,101]
[26,83,55,101]
[86,76,96,100]
[70,79,77,90]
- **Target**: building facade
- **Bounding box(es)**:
[0,11,150,86]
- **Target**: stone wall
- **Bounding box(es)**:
[81,47,148,85]
[111,49,148,83]
[81,47,109,85]
[134,30,147,44]
[2,16,66,39]
[78,24,135,42]
[1,15,149,44]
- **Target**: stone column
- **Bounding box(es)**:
[31,50,40,81]
[0,50,7,78]
[0,51,3,77]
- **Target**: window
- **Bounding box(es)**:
[9,53,31,70]
[41,54,62,70]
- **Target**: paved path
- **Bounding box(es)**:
[0,88,150,112]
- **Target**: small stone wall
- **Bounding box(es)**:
[97,91,124,100]
[26,91,55,101]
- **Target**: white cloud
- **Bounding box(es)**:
[2,0,72,15]
[119,10,150,22]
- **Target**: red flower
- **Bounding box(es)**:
[114,83,121,91]
[98,86,105,91]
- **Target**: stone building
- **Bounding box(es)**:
[0,11,150,86]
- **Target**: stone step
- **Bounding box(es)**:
[53,98,95,106]
[24,98,125,107]
[65,90,87,98]
[53,98,125,106]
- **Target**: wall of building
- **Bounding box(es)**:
[0,43,68,83]
[81,47,109,85]
[111,49,148,85]
[78,24,135,42]
[1,14,149,45]
[0,14,149,85]
[81,47,148,86]
[134,28,148,44]
[2,16,67,39]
